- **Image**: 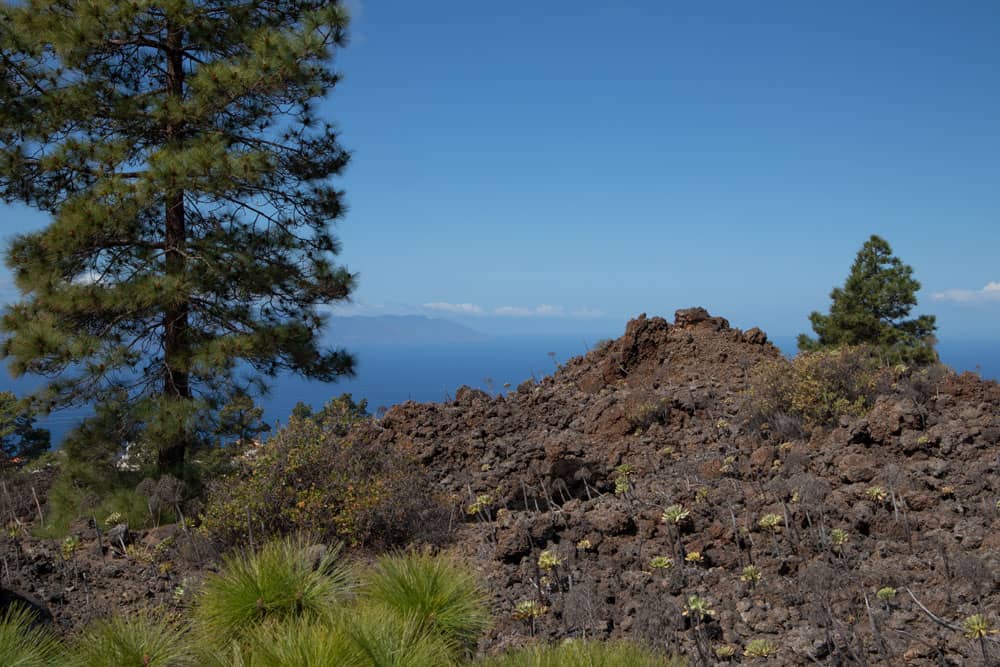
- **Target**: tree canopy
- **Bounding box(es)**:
[0,391,49,463]
[798,235,937,363]
[0,0,356,471]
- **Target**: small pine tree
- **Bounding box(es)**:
[799,235,937,363]
[0,0,356,471]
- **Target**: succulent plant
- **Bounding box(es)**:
[537,550,563,571]
[740,564,762,585]
[758,513,782,532]
[649,555,674,570]
[662,504,690,525]
[743,638,779,658]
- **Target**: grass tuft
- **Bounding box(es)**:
[474,639,685,666]
[364,551,489,656]
[0,604,64,667]
[69,613,193,667]
[195,536,353,645]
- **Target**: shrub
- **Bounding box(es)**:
[363,552,489,657]
[746,346,887,430]
[194,537,352,645]
[199,399,447,548]
[474,639,683,666]
[70,614,193,667]
[0,604,64,667]
[36,460,153,538]
[626,399,671,432]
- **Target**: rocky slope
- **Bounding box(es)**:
[374,308,1000,665]
[4,307,1000,665]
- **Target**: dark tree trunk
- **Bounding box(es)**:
[160,22,190,472]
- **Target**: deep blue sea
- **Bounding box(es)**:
[2,335,996,446]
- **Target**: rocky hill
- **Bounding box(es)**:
[374,308,1000,665]
[3,308,999,665]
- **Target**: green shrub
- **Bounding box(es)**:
[194,537,352,645]
[69,614,193,667]
[363,552,489,657]
[0,604,64,667]
[199,400,447,549]
[746,346,886,430]
[35,461,153,539]
[475,639,684,666]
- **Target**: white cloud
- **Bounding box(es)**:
[423,301,484,315]
[493,304,565,318]
[572,307,605,319]
[931,281,1000,304]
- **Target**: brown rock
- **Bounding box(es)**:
[837,452,877,483]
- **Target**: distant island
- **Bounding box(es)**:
[324,315,489,345]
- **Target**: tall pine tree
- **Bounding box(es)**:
[0,0,355,471]
[799,235,937,364]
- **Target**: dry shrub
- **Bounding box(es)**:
[625,397,671,432]
[199,407,448,550]
[746,346,887,431]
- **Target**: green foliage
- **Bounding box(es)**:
[0,604,64,666]
[475,639,683,666]
[69,614,194,667]
[0,0,356,473]
[876,587,896,602]
[214,393,269,446]
[200,403,444,549]
[740,564,762,585]
[830,528,849,552]
[0,391,49,462]
[747,346,885,429]
[682,595,714,621]
[363,552,490,657]
[743,638,779,658]
[194,537,352,645]
[649,555,674,570]
[962,614,994,639]
[661,504,690,525]
[1,538,682,667]
[338,605,458,667]
[290,393,369,436]
[758,514,782,532]
[35,461,153,538]
[799,235,936,363]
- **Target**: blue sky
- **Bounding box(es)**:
[3,0,1000,342]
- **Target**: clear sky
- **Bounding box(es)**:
[3,0,1000,342]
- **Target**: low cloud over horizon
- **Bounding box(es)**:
[422,301,484,315]
[932,281,1000,304]
[424,301,604,319]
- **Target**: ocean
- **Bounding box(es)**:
[1,335,995,446]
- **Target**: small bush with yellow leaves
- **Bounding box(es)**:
[199,396,447,549]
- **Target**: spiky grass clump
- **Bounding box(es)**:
[364,552,489,655]
[0,604,64,666]
[69,614,193,667]
[475,639,684,667]
[195,537,352,644]
[243,606,454,667]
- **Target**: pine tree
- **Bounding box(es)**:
[0,0,355,471]
[798,235,937,363]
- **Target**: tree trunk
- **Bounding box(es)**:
[159,22,190,472]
